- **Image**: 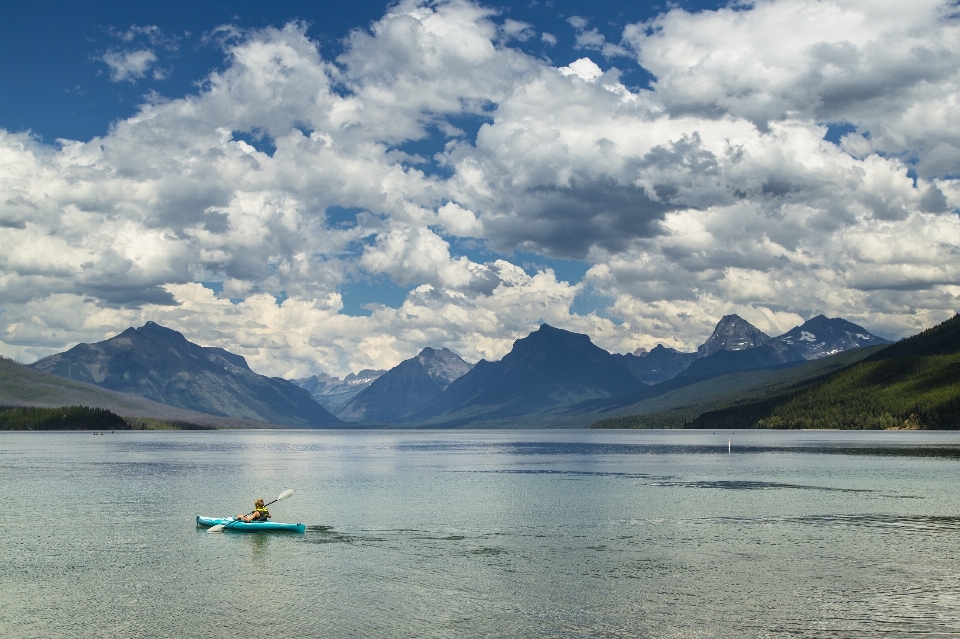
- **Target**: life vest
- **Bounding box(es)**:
[254,507,271,520]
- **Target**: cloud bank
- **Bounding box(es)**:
[2,0,958,377]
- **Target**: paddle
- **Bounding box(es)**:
[207,489,295,533]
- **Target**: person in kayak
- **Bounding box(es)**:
[236,498,271,522]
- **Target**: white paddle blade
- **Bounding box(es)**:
[276,489,294,501]
[207,523,226,533]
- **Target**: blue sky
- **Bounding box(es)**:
[1,1,721,142]
[1,0,958,377]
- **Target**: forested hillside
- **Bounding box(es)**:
[0,405,128,430]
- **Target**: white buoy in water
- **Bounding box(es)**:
[728,440,731,454]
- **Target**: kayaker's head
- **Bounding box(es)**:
[255,498,265,509]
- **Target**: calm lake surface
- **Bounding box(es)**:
[4,429,960,638]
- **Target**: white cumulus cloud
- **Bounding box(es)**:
[101,49,159,82]
[2,0,959,377]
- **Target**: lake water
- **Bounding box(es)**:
[3,429,960,638]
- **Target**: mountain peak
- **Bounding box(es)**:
[698,315,770,358]
[777,315,890,359]
[136,321,189,344]
[650,344,679,354]
[534,323,579,336]
[417,347,473,387]
[519,324,593,348]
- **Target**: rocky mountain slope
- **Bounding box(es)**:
[30,322,339,427]
[405,324,647,425]
[353,315,888,427]
[697,315,770,358]
[1,355,269,428]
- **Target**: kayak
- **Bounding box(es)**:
[196,515,305,533]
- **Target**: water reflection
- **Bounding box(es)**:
[794,514,960,532]
[649,479,873,492]
[249,532,270,564]
[303,525,359,545]
[481,469,874,491]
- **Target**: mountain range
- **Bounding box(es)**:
[677,314,888,379]
[7,312,904,429]
[28,322,340,427]
[685,313,960,430]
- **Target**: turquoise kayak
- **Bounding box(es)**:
[196,515,305,533]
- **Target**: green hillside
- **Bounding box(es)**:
[588,346,882,429]
[685,314,960,430]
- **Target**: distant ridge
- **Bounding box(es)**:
[337,347,471,422]
[30,322,340,427]
[616,345,698,385]
[293,369,385,413]
[678,339,803,379]
[337,315,892,427]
